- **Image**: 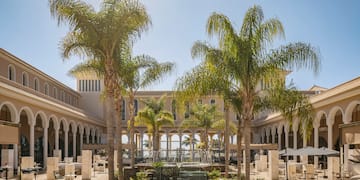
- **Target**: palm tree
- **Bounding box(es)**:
[49,0,150,179]
[122,55,174,168]
[182,136,199,147]
[135,96,174,160]
[176,5,320,179]
[181,103,222,150]
[266,81,315,142]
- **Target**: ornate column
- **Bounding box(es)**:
[166,131,170,160]
[344,121,351,172]
[86,128,90,144]
[72,126,77,159]
[98,131,102,144]
[140,131,144,153]
[55,126,59,150]
[278,126,283,150]
[285,124,289,149]
[293,121,299,161]
[79,129,83,155]
[179,132,182,161]
[30,122,35,157]
[64,127,69,157]
[327,119,334,150]
[43,122,49,167]
[313,121,320,168]
[191,131,195,161]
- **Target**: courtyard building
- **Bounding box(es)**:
[0,48,359,176]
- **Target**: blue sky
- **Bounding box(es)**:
[1,0,360,91]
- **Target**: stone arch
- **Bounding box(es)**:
[59,118,68,131]
[34,111,48,128]
[0,101,18,122]
[69,120,77,133]
[315,110,327,127]
[77,122,84,135]
[48,115,59,130]
[344,100,360,123]
[328,106,345,123]
[18,106,34,124]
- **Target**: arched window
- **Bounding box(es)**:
[44,83,49,95]
[22,72,29,86]
[0,105,11,122]
[34,78,39,91]
[8,64,16,81]
[210,99,215,105]
[122,100,126,120]
[134,99,138,116]
[53,87,58,99]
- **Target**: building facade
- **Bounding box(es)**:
[1,48,359,171]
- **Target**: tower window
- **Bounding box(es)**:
[22,72,28,86]
[34,78,39,91]
[8,65,15,81]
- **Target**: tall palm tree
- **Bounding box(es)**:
[49,1,151,178]
[135,96,174,160]
[122,55,174,168]
[176,5,320,179]
[181,103,222,150]
[70,52,173,168]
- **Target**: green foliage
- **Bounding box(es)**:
[176,4,321,179]
[152,161,164,169]
[135,171,148,180]
[208,169,221,180]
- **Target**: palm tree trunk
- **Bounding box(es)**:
[104,58,117,180]
[115,95,124,180]
[224,104,230,178]
[237,118,242,179]
[153,130,159,162]
[243,117,251,180]
[205,128,209,150]
[128,92,136,168]
[242,94,254,180]
[105,94,115,180]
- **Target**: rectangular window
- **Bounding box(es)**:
[79,80,81,91]
[210,99,215,104]
[172,100,176,120]
[95,80,98,91]
[91,80,94,92]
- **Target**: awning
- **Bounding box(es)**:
[340,121,360,145]
[229,143,278,150]
[280,146,339,156]
[0,120,19,144]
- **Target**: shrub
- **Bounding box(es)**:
[208,169,221,180]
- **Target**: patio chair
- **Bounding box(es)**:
[54,170,64,179]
